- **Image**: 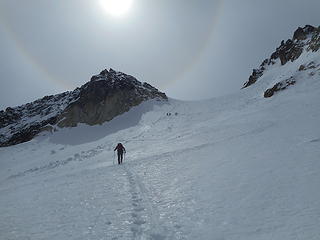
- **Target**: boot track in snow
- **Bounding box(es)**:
[123,164,169,240]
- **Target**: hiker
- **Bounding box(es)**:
[114,143,126,164]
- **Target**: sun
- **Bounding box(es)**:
[99,0,133,17]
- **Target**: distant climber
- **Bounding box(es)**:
[114,143,126,164]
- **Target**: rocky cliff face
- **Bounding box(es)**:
[0,68,167,147]
[242,25,320,97]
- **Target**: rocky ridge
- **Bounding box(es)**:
[0,69,167,147]
[242,25,320,97]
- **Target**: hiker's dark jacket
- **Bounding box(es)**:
[114,143,126,154]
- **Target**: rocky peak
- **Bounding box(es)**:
[293,25,317,40]
[57,68,167,127]
[243,25,320,88]
[0,68,167,147]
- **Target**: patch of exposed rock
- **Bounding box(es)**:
[264,77,296,98]
[0,68,167,147]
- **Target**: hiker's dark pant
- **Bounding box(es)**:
[118,152,123,164]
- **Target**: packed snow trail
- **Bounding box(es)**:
[122,164,169,239]
[1,73,320,239]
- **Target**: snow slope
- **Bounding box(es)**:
[1,67,320,238]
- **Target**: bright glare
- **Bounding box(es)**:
[99,0,133,17]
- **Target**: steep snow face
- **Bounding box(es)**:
[243,48,320,99]
[242,25,320,98]
[0,70,320,239]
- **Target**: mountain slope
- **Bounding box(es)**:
[0,71,320,239]
[0,68,167,147]
[0,25,320,239]
[243,25,320,98]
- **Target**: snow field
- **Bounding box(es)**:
[1,72,320,239]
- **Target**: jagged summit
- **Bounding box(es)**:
[58,68,167,128]
[242,25,320,94]
[0,68,167,147]
[293,25,318,41]
[85,68,164,100]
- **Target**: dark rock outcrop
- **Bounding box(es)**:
[298,61,318,71]
[270,38,304,66]
[0,68,167,147]
[293,25,316,41]
[58,69,167,127]
[264,77,296,98]
[242,25,320,88]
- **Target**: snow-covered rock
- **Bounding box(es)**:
[0,69,167,147]
[242,25,320,98]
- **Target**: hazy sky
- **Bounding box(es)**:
[0,0,319,109]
